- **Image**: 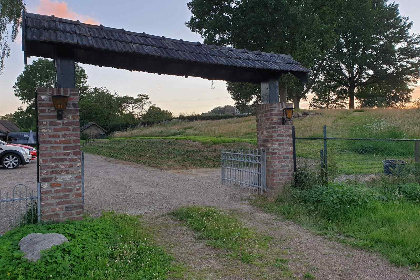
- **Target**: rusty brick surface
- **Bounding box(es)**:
[37,88,83,222]
[257,103,294,195]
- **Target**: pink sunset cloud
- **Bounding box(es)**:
[36,0,99,25]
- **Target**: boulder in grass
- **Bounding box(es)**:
[19,233,68,261]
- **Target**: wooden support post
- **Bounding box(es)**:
[261,79,279,104]
[279,83,287,103]
[55,58,75,88]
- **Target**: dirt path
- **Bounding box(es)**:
[1,154,418,279]
[83,154,419,280]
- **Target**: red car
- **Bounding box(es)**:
[4,143,37,161]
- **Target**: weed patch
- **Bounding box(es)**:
[253,182,420,268]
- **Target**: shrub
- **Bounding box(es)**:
[295,184,378,221]
[294,165,325,189]
[398,184,420,202]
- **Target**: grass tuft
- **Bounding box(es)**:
[171,206,267,264]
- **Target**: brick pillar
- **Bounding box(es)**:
[257,103,294,196]
[37,88,83,222]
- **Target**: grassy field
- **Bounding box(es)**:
[83,138,254,169]
[112,108,420,140]
[86,108,420,174]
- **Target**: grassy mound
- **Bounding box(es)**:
[0,213,174,280]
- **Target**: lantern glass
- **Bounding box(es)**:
[52,95,69,110]
[284,108,294,119]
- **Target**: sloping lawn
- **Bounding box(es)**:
[83,139,254,169]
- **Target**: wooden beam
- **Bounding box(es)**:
[55,58,75,88]
[279,83,287,103]
[261,79,279,104]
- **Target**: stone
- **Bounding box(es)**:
[19,233,68,262]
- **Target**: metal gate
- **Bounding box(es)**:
[0,184,40,235]
[221,148,266,193]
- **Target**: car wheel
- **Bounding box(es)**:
[1,154,21,169]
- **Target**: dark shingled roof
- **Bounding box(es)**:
[81,122,106,132]
[23,13,309,84]
[0,120,20,133]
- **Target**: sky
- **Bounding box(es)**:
[0,0,419,116]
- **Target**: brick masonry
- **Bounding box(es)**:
[257,103,294,195]
[37,88,83,222]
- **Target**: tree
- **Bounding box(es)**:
[315,0,420,109]
[14,58,88,105]
[226,82,260,113]
[79,87,150,131]
[141,106,172,123]
[0,0,25,73]
[12,58,88,130]
[187,0,336,109]
[203,105,237,116]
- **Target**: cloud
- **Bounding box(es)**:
[36,0,99,25]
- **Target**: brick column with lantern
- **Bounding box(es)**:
[257,102,294,196]
[37,88,83,222]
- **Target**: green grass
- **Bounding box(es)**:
[253,182,420,269]
[0,213,176,280]
[171,206,268,264]
[111,135,256,145]
[107,108,420,174]
[83,139,255,169]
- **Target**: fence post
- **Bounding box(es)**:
[37,182,41,223]
[415,141,419,163]
[81,151,85,206]
[292,126,297,172]
[323,125,328,183]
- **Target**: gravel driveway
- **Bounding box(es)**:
[0,153,418,279]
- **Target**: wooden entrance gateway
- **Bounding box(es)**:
[22,12,309,221]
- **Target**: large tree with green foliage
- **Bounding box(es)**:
[11,58,150,131]
[80,88,150,131]
[11,58,88,130]
[186,0,336,109]
[315,0,420,109]
[0,0,25,73]
[141,105,172,123]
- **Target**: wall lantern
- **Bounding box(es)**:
[52,95,69,120]
[282,107,294,125]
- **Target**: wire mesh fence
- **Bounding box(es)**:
[221,148,266,193]
[0,184,38,235]
[294,126,420,185]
